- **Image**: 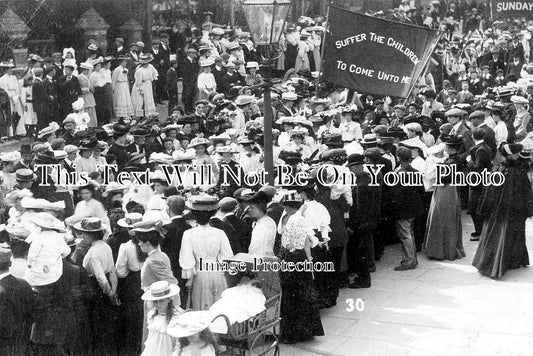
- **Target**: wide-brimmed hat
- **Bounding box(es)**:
[0,60,15,68]
[151,152,174,165]
[102,182,127,198]
[73,217,108,232]
[360,133,379,146]
[399,137,428,158]
[5,189,33,206]
[246,61,259,69]
[87,43,98,51]
[117,212,143,228]
[281,91,297,101]
[235,95,254,106]
[226,42,240,51]
[38,122,60,138]
[142,281,180,301]
[20,197,65,211]
[0,151,21,163]
[188,137,211,149]
[35,151,59,164]
[216,146,238,154]
[209,133,231,145]
[32,212,66,232]
[309,97,331,106]
[511,95,529,105]
[131,127,150,137]
[186,194,219,211]
[138,54,154,64]
[211,27,225,36]
[200,58,214,67]
[167,311,213,337]
[237,136,255,145]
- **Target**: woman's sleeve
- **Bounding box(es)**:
[115,243,129,278]
[134,69,143,88]
[218,230,234,260]
[197,74,206,92]
[179,231,196,279]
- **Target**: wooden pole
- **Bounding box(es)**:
[315,0,331,96]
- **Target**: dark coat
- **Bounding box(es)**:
[161,217,191,279]
[478,124,497,159]
[219,72,244,95]
[32,78,46,116]
[224,213,252,253]
[389,164,425,220]
[210,217,241,254]
[181,58,199,90]
[452,122,474,159]
[57,75,81,117]
[467,142,492,214]
[266,202,284,225]
[166,67,179,94]
[0,274,35,354]
[315,187,350,248]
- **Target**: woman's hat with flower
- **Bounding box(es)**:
[102,182,127,198]
[73,217,108,232]
[141,281,180,301]
[188,137,211,149]
[280,190,303,204]
[117,212,143,228]
[0,151,21,163]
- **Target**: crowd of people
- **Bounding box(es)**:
[0,1,533,356]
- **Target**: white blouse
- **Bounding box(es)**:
[115,240,143,278]
[248,215,277,256]
[278,212,314,252]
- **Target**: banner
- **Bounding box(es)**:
[490,1,533,19]
[323,7,441,98]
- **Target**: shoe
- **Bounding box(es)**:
[470,237,480,241]
[394,264,416,271]
[349,279,371,288]
[471,232,480,237]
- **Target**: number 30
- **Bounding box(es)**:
[345,298,364,312]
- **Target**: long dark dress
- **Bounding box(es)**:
[472,159,533,278]
[424,156,466,261]
[279,213,324,343]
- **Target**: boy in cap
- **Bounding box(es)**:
[57,63,82,118]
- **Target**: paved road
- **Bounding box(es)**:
[281,213,533,355]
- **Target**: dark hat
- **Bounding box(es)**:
[421,89,437,99]
[177,115,198,125]
[364,147,382,161]
[131,128,150,137]
[387,127,407,139]
[35,150,59,164]
[322,132,344,148]
[346,153,364,167]
[377,136,395,146]
[469,110,485,120]
[79,138,98,150]
[20,143,32,155]
[226,86,242,99]
[279,150,303,164]
[248,191,269,205]
[321,148,347,162]
[112,123,130,136]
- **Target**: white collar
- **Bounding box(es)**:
[171,215,183,220]
[0,271,10,280]
[453,121,462,131]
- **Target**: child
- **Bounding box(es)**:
[167,311,217,356]
[141,281,183,356]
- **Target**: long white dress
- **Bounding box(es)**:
[179,225,233,310]
[112,65,134,117]
[131,65,158,117]
[22,84,36,126]
[141,310,178,356]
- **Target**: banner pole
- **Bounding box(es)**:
[316,0,332,97]
[405,30,445,101]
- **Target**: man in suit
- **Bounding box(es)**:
[219,62,243,95]
[149,38,164,104]
[110,37,127,59]
[166,60,179,115]
[446,108,474,159]
[210,215,242,254]
[57,64,81,120]
[467,128,493,240]
[31,68,46,131]
[162,196,191,309]
[390,147,425,271]
[219,197,252,252]
[52,52,63,81]
[42,67,59,128]
[0,244,35,355]
[127,128,149,155]
[182,48,199,113]
[346,154,381,288]
[158,34,171,101]
[212,56,226,89]
[469,110,496,159]
[61,117,78,146]
[259,186,283,225]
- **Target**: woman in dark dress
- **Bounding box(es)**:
[473,143,533,279]
[278,191,324,344]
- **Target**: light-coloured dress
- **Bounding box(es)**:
[179,225,233,310]
[22,83,36,126]
[78,73,97,127]
[141,310,178,356]
[112,65,134,117]
[131,65,157,117]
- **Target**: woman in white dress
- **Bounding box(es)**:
[131,54,158,117]
[112,56,134,118]
[179,195,233,310]
[79,62,97,127]
[197,58,216,101]
[21,77,36,137]
[295,32,311,73]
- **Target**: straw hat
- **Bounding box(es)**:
[141,281,180,301]
[0,151,21,163]
[186,194,219,211]
[117,212,143,228]
[102,182,127,198]
[188,137,211,149]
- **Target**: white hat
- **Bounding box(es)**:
[399,137,429,158]
[281,92,297,101]
[246,61,259,69]
[142,281,180,301]
[234,95,254,106]
[102,181,127,198]
[200,58,214,67]
[511,95,529,105]
[117,212,143,228]
[64,145,79,154]
[150,152,174,164]
[72,98,85,111]
[80,62,93,70]
[20,197,65,211]
[0,151,21,162]
[38,122,60,139]
[150,169,169,182]
[62,47,75,59]
[166,311,213,337]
